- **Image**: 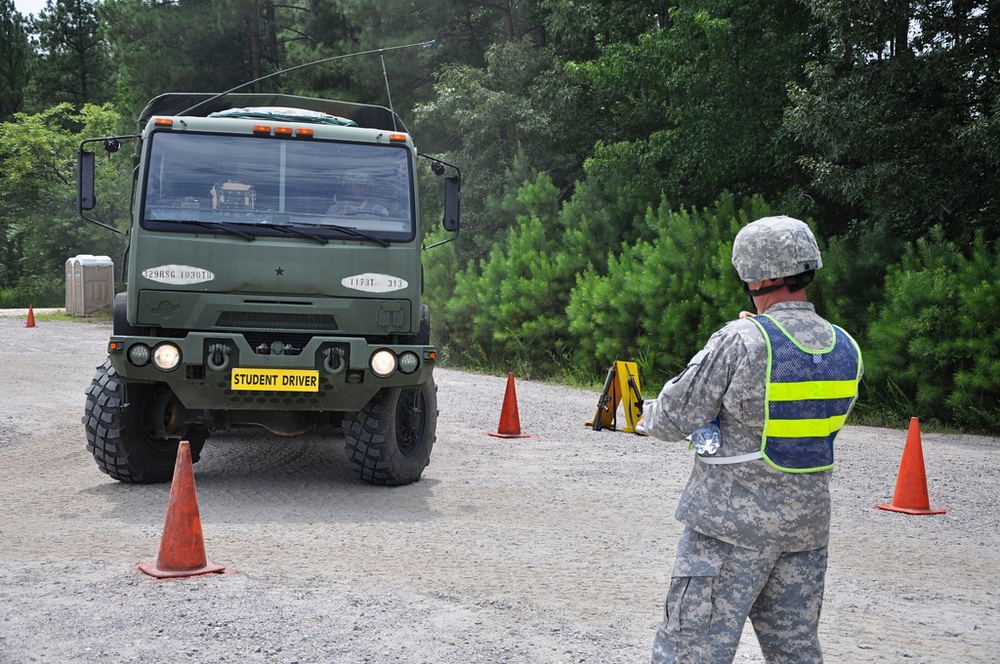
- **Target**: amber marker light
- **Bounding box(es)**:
[274,126,292,137]
[153,118,173,126]
[295,128,314,138]
[252,125,271,135]
[389,133,408,142]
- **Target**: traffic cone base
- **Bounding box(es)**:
[488,372,533,439]
[139,441,226,578]
[876,417,946,516]
[138,560,226,579]
[488,431,534,439]
[874,503,946,516]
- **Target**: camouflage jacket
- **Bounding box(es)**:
[642,301,863,552]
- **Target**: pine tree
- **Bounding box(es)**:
[32,0,115,107]
[0,0,33,119]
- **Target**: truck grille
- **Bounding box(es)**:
[216,311,338,331]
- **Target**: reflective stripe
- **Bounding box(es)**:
[697,451,764,465]
[768,380,859,401]
[766,413,849,438]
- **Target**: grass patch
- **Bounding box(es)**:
[35,310,113,324]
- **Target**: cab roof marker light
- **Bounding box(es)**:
[295,128,314,138]
[389,133,408,142]
[252,125,271,135]
[274,126,292,137]
[154,118,173,126]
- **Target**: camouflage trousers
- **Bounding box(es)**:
[652,527,827,663]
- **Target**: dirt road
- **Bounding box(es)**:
[0,314,997,663]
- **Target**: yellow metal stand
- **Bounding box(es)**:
[586,360,644,433]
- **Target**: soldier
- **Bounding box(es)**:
[641,216,863,663]
[327,172,388,218]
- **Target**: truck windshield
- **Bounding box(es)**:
[141,132,415,241]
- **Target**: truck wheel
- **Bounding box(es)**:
[82,359,205,483]
[343,378,437,485]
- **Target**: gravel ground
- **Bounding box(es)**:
[0,313,998,663]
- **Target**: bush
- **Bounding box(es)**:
[811,225,899,335]
[443,173,575,376]
[863,228,1000,433]
[8,274,64,308]
[567,193,770,385]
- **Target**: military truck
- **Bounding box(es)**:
[77,92,460,486]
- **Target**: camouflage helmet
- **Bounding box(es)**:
[731,216,822,282]
[345,171,373,188]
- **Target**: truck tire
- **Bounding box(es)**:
[343,378,437,485]
[82,359,204,483]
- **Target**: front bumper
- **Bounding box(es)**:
[107,331,435,412]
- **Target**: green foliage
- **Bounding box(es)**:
[0,0,33,120]
[808,224,900,335]
[567,194,766,384]
[571,0,817,209]
[444,173,571,376]
[786,2,1000,243]
[421,231,458,350]
[414,38,598,263]
[0,103,127,298]
[864,228,1000,433]
[543,0,665,61]
[563,140,667,268]
[103,0,289,119]
[1,274,64,308]
[31,0,115,109]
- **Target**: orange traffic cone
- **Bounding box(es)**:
[25,305,35,328]
[876,418,946,515]
[488,372,533,439]
[138,441,226,578]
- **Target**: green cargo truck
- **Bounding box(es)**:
[77,92,460,486]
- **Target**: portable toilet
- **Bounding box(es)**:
[66,255,114,316]
[65,257,77,315]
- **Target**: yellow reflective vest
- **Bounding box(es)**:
[752,314,863,473]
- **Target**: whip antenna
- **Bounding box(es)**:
[380,53,397,132]
[179,39,436,117]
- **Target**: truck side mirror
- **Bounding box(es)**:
[78,151,96,211]
[444,176,460,232]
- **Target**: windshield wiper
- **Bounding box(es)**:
[163,219,256,240]
[262,223,328,245]
[180,218,329,245]
[157,217,389,247]
[315,223,390,247]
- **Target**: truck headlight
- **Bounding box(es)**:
[128,343,151,367]
[398,351,419,374]
[153,343,181,371]
[370,349,396,377]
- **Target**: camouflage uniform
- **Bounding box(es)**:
[643,217,862,663]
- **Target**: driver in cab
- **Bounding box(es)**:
[327,172,388,218]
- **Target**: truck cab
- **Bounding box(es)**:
[78,93,459,485]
